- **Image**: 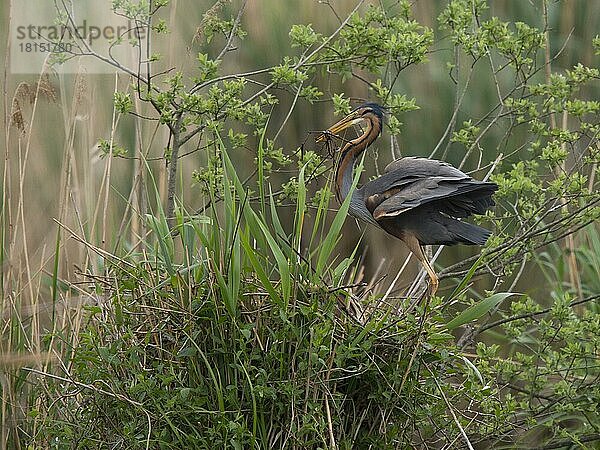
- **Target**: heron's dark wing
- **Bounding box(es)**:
[361,157,497,220]
[362,157,471,197]
[382,156,468,178]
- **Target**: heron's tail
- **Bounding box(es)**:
[442,217,491,246]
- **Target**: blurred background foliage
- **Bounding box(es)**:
[1,0,600,448]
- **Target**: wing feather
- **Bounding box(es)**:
[360,157,496,220]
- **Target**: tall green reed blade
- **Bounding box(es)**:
[266,186,300,272]
[253,216,291,307]
[184,330,226,414]
[222,142,235,253]
[146,213,176,277]
[315,156,364,276]
[220,145,242,316]
[256,120,270,216]
[142,164,176,276]
[332,238,362,286]
[446,292,519,330]
[236,353,258,449]
[267,188,298,274]
[188,214,217,287]
[218,132,263,240]
[446,253,485,301]
[268,187,287,241]
[309,175,334,250]
[293,164,308,256]
[220,135,291,307]
[177,207,208,285]
[240,229,283,305]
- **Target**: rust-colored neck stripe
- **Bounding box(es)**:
[334,114,381,201]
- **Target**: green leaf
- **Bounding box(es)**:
[447,253,484,300]
[446,292,519,330]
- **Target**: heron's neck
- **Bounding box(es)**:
[335,155,355,202]
[333,116,380,203]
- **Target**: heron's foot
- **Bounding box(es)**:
[426,275,439,298]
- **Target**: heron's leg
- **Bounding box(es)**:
[404,235,439,297]
[420,247,439,297]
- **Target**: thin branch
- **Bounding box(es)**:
[217,0,248,61]
[425,363,474,450]
[477,294,600,334]
[533,433,600,450]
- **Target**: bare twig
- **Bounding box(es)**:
[216,0,248,62]
[425,363,474,450]
[477,294,600,334]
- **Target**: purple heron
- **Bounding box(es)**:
[318,103,497,296]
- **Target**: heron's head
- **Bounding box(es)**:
[317,102,385,144]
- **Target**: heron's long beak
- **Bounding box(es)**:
[316,111,363,144]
